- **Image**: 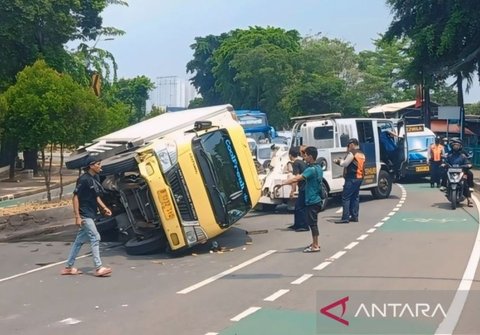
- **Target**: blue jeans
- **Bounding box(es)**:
[341,178,363,221]
[294,189,307,229]
[66,217,102,269]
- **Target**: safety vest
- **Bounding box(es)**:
[429,144,444,162]
[344,149,366,179]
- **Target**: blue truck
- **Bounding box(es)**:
[234,110,275,142]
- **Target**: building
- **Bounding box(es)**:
[152,76,198,109]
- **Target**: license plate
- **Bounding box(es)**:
[416,165,430,172]
[158,189,175,220]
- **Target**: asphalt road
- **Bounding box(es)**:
[1,181,479,335]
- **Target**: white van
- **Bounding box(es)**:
[257,114,395,211]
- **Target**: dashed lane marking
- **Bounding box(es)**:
[291,274,313,285]
[230,307,262,322]
[177,250,277,294]
[263,289,290,302]
[313,261,331,271]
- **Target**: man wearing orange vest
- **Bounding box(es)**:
[333,138,366,224]
[428,136,445,188]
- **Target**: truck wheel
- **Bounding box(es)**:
[371,170,392,199]
[125,232,166,255]
[100,151,138,175]
[319,182,329,211]
[65,152,89,169]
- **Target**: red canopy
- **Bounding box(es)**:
[430,120,475,135]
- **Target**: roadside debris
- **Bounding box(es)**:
[245,229,268,235]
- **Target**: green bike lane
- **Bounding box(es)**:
[215,183,480,335]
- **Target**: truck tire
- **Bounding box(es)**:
[371,170,392,199]
[100,151,138,175]
[125,232,166,255]
[65,152,89,169]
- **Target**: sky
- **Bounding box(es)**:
[100,0,480,103]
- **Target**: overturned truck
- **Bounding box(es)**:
[66,105,261,255]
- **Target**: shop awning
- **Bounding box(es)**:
[430,120,476,135]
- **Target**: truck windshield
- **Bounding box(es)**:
[193,130,250,227]
[407,135,435,161]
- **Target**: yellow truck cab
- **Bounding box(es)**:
[66,105,261,254]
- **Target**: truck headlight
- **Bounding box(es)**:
[154,140,178,172]
[184,226,198,245]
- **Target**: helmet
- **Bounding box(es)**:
[435,136,441,144]
[450,137,463,152]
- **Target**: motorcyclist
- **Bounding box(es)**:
[441,138,473,207]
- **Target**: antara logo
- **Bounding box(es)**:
[320,296,448,327]
[320,296,349,326]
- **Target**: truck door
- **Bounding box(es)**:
[356,120,377,185]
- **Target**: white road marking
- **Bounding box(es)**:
[357,234,369,241]
[388,211,396,216]
[399,200,405,204]
[367,228,376,233]
[205,333,218,335]
[435,194,480,334]
[374,222,384,228]
[177,250,277,294]
[335,207,343,213]
[291,274,313,284]
[59,318,81,325]
[330,251,346,260]
[396,204,403,208]
[381,217,391,221]
[231,307,261,322]
[313,261,331,271]
[264,289,290,302]
[345,242,359,250]
[392,208,400,212]
[0,254,90,283]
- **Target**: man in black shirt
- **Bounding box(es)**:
[287,146,309,231]
[61,156,113,277]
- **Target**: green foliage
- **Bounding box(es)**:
[188,97,205,109]
[110,76,155,124]
[465,102,480,115]
[385,0,480,96]
[3,60,109,151]
[358,37,415,105]
[212,26,301,116]
[142,105,165,121]
[0,0,127,91]
[187,34,230,106]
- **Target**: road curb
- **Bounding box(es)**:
[0,224,67,242]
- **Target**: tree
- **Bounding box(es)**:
[111,76,155,124]
[187,34,230,106]
[0,0,127,91]
[212,26,301,124]
[385,0,480,105]
[280,36,364,120]
[2,60,109,200]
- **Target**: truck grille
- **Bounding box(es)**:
[165,167,197,221]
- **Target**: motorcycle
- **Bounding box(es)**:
[443,162,470,210]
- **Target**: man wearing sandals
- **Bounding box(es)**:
[61,156,113,277]
[275,146,323,252]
